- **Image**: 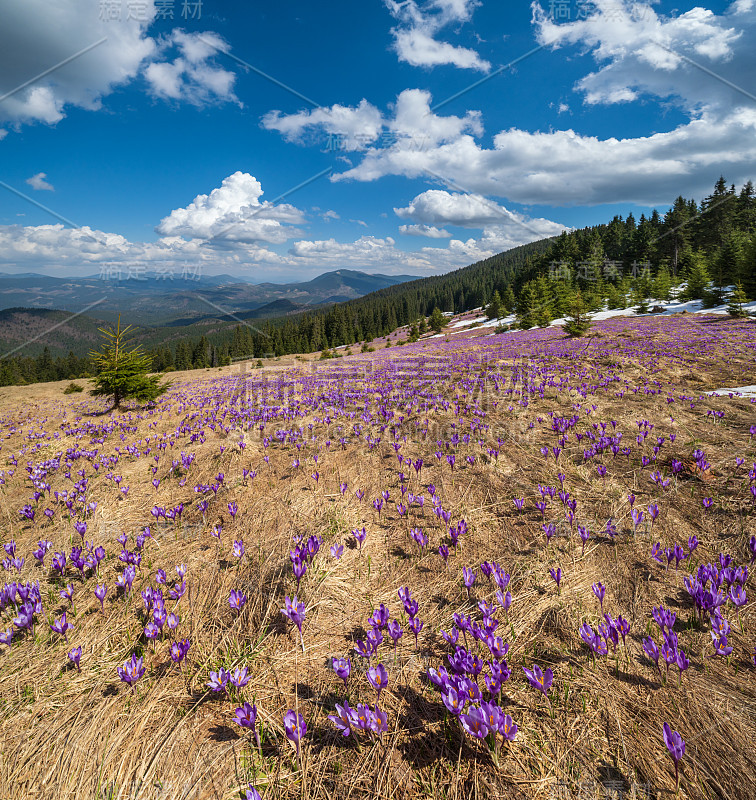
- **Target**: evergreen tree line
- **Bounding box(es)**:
[0,348,90,388]
[1,177,754,386]
[507,176,756,328]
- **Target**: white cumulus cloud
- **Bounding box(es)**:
[396,189,568,244]
[156,172,306,244]
[144,30,238,106]
[532,0,751,113]
[26,173,55,191]
[0,1,238,135]
[399,224,452,238]
[384,0,491,71]
[262,99,383,151]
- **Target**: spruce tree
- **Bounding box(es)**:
[727,283,750,318]
[534,275,555,326]
[652,264,672,302]
[516,283,539,329]
[89,316,168,409]
[562,292,593,337]
[502,286,516,313]
[632,275,651,313]
[743,235,756,299]
[485,290,504,320]
[429,307,446,333]
[683,253,711,300]
[713,232,745,290]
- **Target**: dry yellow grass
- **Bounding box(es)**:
[0,317,755,800]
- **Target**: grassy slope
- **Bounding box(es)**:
[0,314,755,800]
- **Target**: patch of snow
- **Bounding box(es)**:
[548,297,756,327]
[706,385,756,398]
[450,315,487,328]
[477,314,516,328]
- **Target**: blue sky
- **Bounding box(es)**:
[0,0,752,282]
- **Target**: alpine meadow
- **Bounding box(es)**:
[1,2,756,800]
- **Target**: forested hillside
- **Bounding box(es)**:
[1,177,755,385]
[185,176,756,364]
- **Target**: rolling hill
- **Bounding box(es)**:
[0,269,418,326]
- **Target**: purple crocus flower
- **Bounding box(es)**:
[170,638,191,664]
[381,617,399,646]
[144,621,161,641]
[366,663,389,700]
[631,508,644,534]
[229,666,250,689]
[459,706,489,739]
[234,700,257,727]
[462,566,476,597]
[592,582,606,611]
[118,653,145,688]
[328,701,355,737]
[60,583,75,606]
[408,616,424,649]
[282,595,305,632]
[496,589,512,614]
[523,664,553,698]
[330,543,344,559]
[95,584,108,613]
[442,686,466,715]
[366,704,388,738]
[498,712,518,741]
[663,722,685,790]
[369,604,390,630]
[642,637,661,673]
[676,649,690,682]
[549,567,562,592]
[50,613,73,642]
[711,632,733,657]
[354,638,373,660]
[729,584,747,608]
[235,702,261,748]
[578,525,590,555]
[207,669,229,692]
[283,710,307,756]
[68,646,82,672]
[290,558,307,592]
[352,527,367,553]
[332,656,351,687]
[169,580,186,603]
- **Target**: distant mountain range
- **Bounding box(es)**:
[0,269,419,358]
[0,269,418,326]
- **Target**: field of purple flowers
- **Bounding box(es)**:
[1,313,755,800]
